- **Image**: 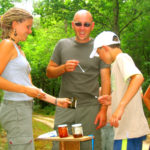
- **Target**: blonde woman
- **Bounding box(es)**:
[0,7,70,150]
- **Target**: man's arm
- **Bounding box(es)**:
[46,60,79,78]
[46,60,66,78]
[94,67,111,129]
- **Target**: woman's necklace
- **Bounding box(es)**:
[8,38,22,54]
[9,37,15,42]
[9,37,20,48]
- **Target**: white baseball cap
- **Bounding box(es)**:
[90,31,120,58]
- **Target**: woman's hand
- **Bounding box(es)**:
[57,98,71,108]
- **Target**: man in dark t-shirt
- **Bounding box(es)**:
[46,10,110,150]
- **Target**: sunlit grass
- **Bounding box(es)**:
[33,118,53,150]
[0,126,8,150]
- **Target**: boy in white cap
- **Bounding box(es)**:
[90,31,150,150]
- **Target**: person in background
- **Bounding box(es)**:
[46,10,111,150]
[90,31,150,150]
[99,87,114,150]
[143,85,150,110]
[0,7,70,150]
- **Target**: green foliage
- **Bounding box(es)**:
[121,9,150,91]
[0,0,14,14]
[0,0,22,15]
[21,21,73,93]
[19,21,74,109]
[33,0,147,35]
[33,101,56,115]
[0,0,149,114]
[0,2,149,150]
[32,0,150,85]
[0,90,3,103]
[21,0,150,113]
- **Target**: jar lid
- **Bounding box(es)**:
[58,124,67,127]
[72,123,82,127]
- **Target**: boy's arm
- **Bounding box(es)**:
[110,74,144,127]
[143,85,150,110]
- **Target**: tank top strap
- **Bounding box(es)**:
[13,42,21,56]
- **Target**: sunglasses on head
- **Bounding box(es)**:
[74,22,91,27]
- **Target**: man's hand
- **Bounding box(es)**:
[65,60,79,72]
[94,107,107,129]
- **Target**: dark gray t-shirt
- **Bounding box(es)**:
[51,37,109,105]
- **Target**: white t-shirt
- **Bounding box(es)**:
[111,53,150,140]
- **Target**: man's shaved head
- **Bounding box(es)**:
[73,10,93,22]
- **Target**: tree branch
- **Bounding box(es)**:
[119,12,143,34]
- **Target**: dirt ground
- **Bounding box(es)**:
[33,115,54,128]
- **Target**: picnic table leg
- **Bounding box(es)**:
[60,141,80,150]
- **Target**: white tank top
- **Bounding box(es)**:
[1,41,33,101]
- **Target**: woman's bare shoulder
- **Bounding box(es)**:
[0,39,15,52]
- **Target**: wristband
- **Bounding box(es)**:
[55,98,57,106]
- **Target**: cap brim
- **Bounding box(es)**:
[90,48,99,58]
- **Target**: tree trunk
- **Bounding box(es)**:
[64,19,68,33]
[113,0,119,36]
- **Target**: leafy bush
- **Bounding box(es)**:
[0,90,3,103]
[33,101,56,115]
[19,22,74,110]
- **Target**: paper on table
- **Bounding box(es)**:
[37,130,57,138]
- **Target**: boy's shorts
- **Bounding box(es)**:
[114,135,146,150]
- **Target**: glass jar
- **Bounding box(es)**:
[58,124,69,138]
[68,97,78,109]
[72,123,83,138]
